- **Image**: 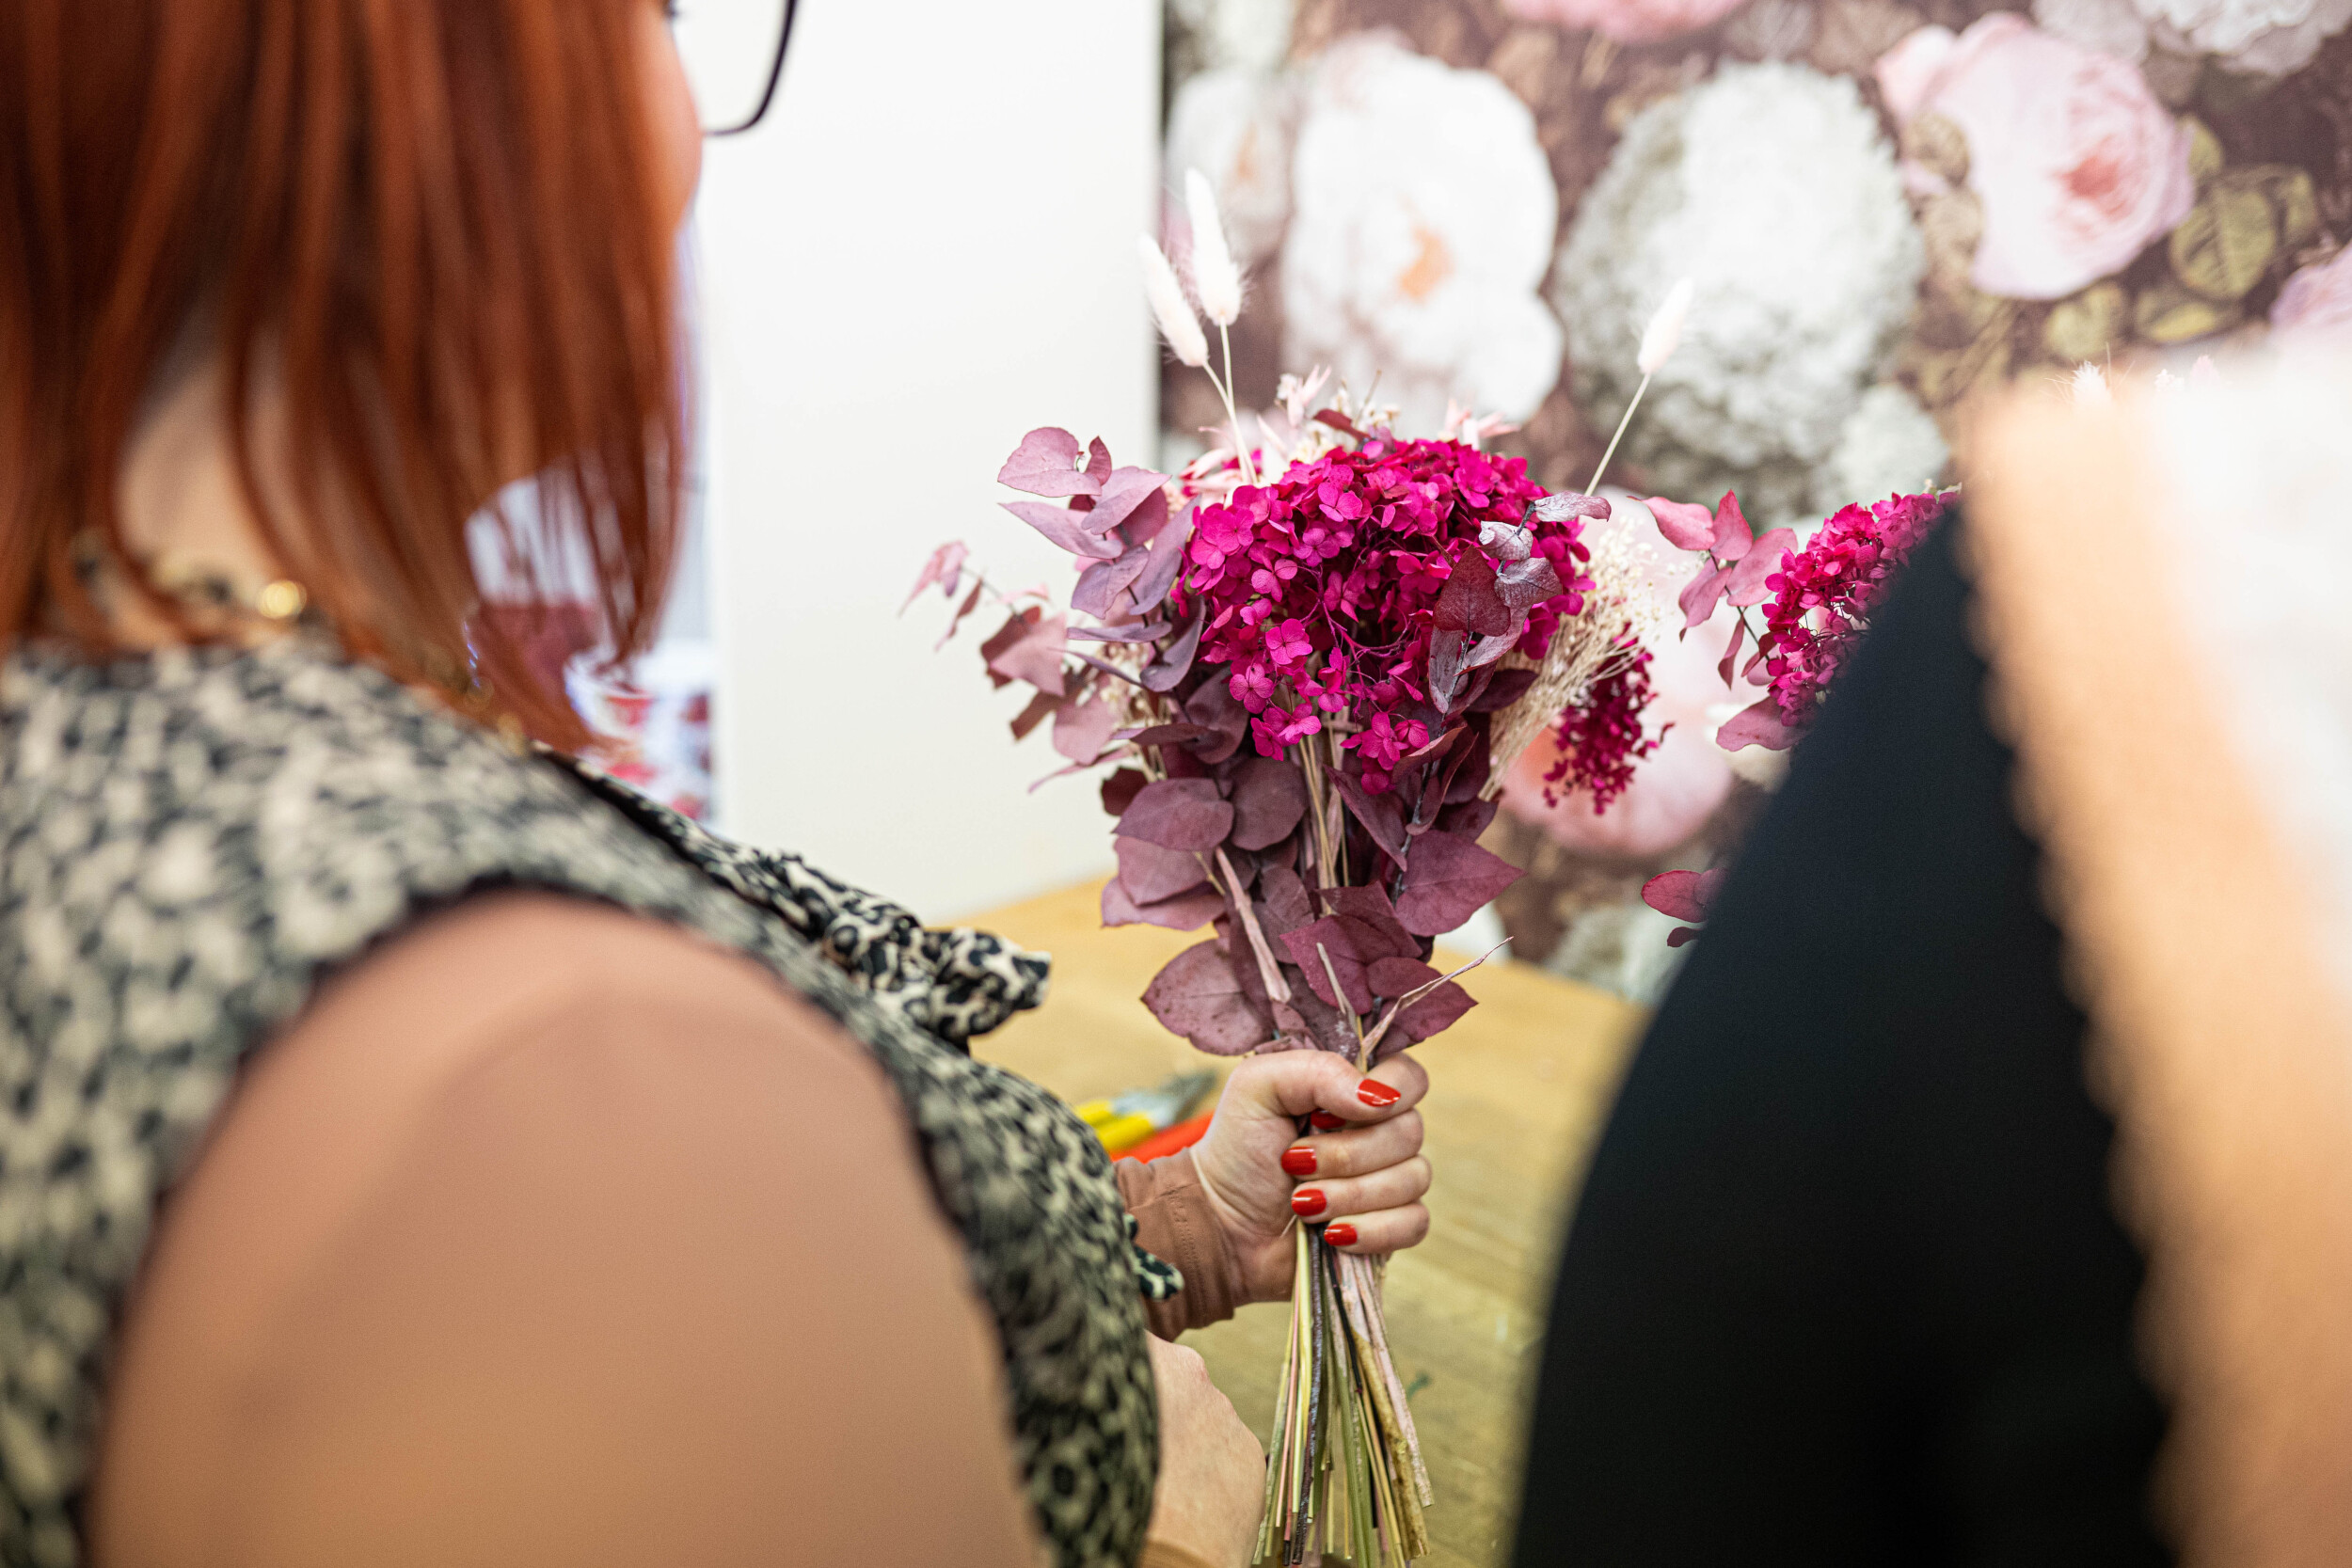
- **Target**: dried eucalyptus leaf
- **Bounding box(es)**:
[1071,545,1151,618]
[1390,980,1476,1048]
[902,541,968,611]
[1183,677,1248,765]
[1436,796,1498,839]
[1140,603,1204,693]
[1278,918,1378,1014]
[1125,506,1195,616]
[1723,529,1799,609]
[1002,499,1123,560]
[934,581,985,651]
[1467,668,1536,713]
[1009,688,1059,741]
[1065,620,1168,644]
[983,610,1068,696]
[1315,888,1417,955]
[1230,756,1311,851]
[1116,834,1210,905]
[1425,630,1470,715]
[1392,830,1520,936]
[1368,957,1440,998]
[1103,879,1224,934]
[1142,942,1272,1055]
[1101,767,1148,817]
[1256,863,1314,937]
[1082,467,1169,537]
[1644,495,1716,552]
[997,427,1100,498]
[1717,696,1799,752]
[1129,722,1216,748]
[1332,771,1409,864]
[1432,546,1511,637]
[1052,690,1122,764]
[1118,778,1236,852]
[1643,867,1728,923]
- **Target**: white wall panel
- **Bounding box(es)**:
[695,1,1161,917]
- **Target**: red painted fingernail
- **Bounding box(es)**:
[1280,1146,1318,1177]
[1357,1079,1402,1108]
[1309,1110,1345,1132]
[1325,1223,1359,1247]
[1291,1187,1327,1217]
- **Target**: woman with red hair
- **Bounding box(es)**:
[0,5,1432,1565]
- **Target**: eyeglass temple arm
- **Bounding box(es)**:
[707,0,799,138]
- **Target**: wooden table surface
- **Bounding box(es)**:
[969,879,1648,1568]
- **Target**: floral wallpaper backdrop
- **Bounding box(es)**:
[1161,0,2352,997]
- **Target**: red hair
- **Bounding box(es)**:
[0,0,685,748]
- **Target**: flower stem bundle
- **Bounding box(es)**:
[1258,1160,1432,1564]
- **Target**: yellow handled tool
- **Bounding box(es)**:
[1073,1069,1215,1155]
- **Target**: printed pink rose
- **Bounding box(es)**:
[1502,0,1747,42]
[1877,15,2194,300]
[2271,247,2352,354]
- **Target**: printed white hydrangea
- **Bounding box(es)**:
[1819,384,1950,520]
[2032,0,2352,71]
[1551,62,1923,525]
[1282,35,1565,434]
[1169,0,1297,74]
[2031,0,2165,56]
[1166,68,1299,270]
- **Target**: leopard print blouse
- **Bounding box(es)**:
[0,638,1165,1568]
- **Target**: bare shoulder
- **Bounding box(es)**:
[113,892,908,1321]
[90,892,1034,1568]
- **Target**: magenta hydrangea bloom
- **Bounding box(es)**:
[1179,436,1594,785]
[1757,490,1948,728]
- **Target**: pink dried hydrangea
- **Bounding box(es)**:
[1757,490,1948,727]
[1182,435,1594,789]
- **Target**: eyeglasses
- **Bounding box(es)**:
[670,0,798,138]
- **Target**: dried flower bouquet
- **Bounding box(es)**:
[912,180,1680,1567]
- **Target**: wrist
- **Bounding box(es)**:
[1117,1148,1255,1330]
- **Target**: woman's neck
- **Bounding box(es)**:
[99,365,300,646]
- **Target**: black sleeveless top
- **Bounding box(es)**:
[1515,517,2167,1563]
[0,639,1162,1568]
